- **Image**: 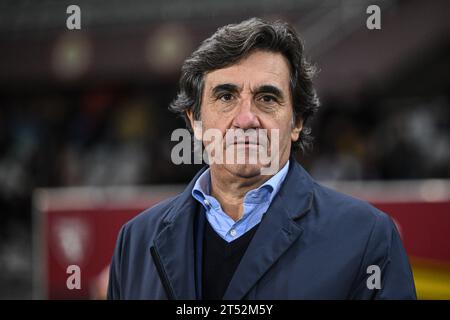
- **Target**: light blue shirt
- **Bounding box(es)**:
[192,161,290,242]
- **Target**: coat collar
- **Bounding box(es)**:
[151,166,207,299]
[151,159,314,299]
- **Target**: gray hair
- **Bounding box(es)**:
[169,17,320,153]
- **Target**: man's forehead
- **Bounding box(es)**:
[204,51,290,89]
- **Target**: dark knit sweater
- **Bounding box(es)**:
[202,221,259,300]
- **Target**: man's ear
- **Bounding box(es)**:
[291,116,303,142]
[186,109,194,127]
[186,109,202,140]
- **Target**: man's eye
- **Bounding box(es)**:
[259,95,277,103]
[219,93,234,101]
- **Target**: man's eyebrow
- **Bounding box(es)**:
[211,83,241,95]
[254,85,285,99]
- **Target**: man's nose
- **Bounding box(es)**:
[232,98,260,129]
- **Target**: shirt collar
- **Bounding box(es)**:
[192,160,290,206]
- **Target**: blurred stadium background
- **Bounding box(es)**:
[0,0,449,299]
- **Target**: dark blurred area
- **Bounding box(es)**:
[0,0,449,299]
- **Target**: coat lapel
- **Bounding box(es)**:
[222,160,314,300]
[151,167,207,300]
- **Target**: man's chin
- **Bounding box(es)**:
[222,163,265,178]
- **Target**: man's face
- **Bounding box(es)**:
[188,50,302,178]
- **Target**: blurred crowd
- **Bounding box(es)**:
[309,96,450,181]
[0,88,448,208]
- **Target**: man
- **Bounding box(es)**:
[107,18,416,299]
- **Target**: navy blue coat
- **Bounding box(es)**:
[107,160,416,299]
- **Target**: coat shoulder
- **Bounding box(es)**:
[311,180,394,230]
[120,194,181,240]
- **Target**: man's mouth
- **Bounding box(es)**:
[223,130,269,148]
[234,140,258,145]
[228,141,269,150]
[229,137,260,146]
